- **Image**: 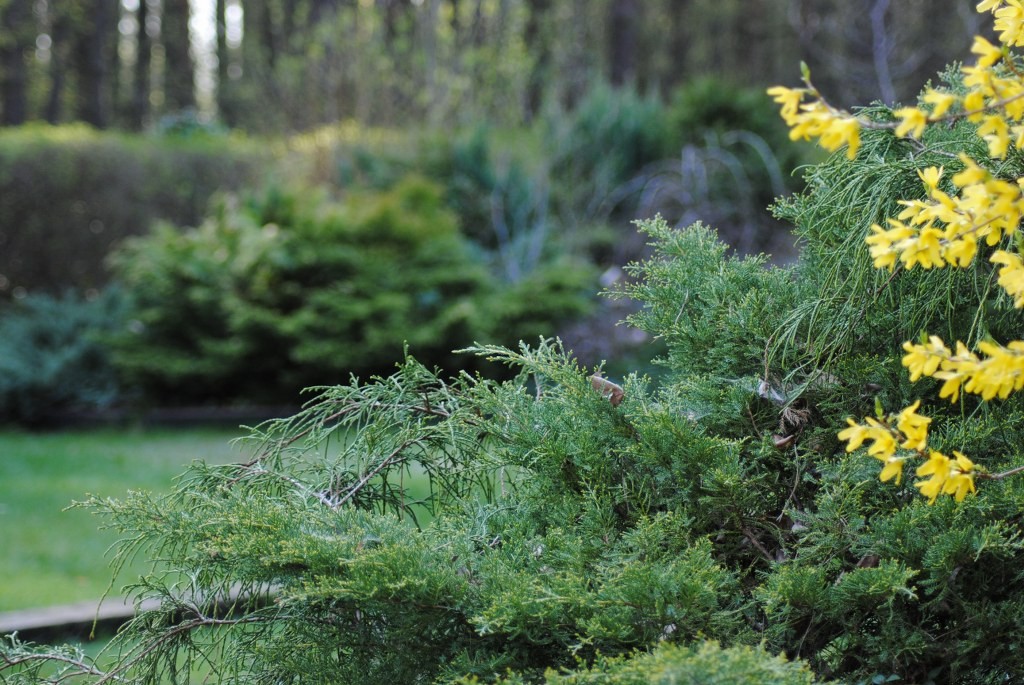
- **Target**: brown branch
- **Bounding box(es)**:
[741,525,776,563]
[979,463,1024,480]
[333,438,423,509]
[1,652,113,681]
[95,612,273,685]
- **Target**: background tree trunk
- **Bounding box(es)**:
[161,0,195,112]
[523,0,550,119]
[607,0,638,87]
[74,0,117,128]
[0,0,33,125]
[44,4,71,123]
[215,0,227,107]
[130,0,153,129]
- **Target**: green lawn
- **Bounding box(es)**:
[0,426,247,612]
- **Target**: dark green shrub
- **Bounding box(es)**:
[667,77,811,178]
[110,178,596,405]
[656,78,813,254]
[0,124,266,297]
[546,84,672,227]
[0,289,128,424]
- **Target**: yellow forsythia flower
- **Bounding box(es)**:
[837,418,897,458]
[819,117,861,160]
[902,226,945,269]
[994,3,1024,47]
[951,154,989,186]
[978,114,1011,158]
[915,451,953,504]
[943,452,977,502]
[915,450,977,504]
[933,341,977,403]
[837,418,870,452]
[865,220,914,270]
[917,166,944,190]
[942,231,979,267]
[896,400,931,451]
[766,86,804,124]
[991,250,1024,307]
[971,35,1005,67]
[864,418,897,458]
[879,456,907,485]
[967,340,1024,400]
[894,107,929,139]
[922,90,958,118]
[977,0,1004,14]
[902,336,950,382]
[963,90,988,123]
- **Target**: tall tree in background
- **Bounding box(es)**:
[787,0,980,107]
[0,0,33,125]
[130,0,153,129]
[73,0,117,128]
[215,0,227,94]
[161,0,195,111]
[523,0,551,119]
[0,0,986,132]
[607,0,638,87]
[44,1,72,123]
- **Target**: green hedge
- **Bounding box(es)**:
[0,124,266,296]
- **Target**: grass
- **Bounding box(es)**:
[0,426,247,612]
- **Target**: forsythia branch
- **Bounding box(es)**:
[772,0,1024,504]
[837,402,978,504]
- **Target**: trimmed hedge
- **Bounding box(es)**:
[0,124,267,297]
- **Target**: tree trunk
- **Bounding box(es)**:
[419,0,439,120]
[75,0,117,128]
[523,0,551,119]
[309,0,340,25]
[131,0,153,128]
[215,0,227,95]
[45,5,71,123]
[449,0,460,42]
[0,0,33,125]
[607,0,638,87]
[162,0,196,111]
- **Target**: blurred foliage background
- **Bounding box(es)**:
[0,0,983,131]
[0,0,985,421]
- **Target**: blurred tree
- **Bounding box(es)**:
[787,0,981,107]
[130,0,153,129]
[0,0,984,133]
[0,0,33,125]
[72,0,117,128]
[43,1,73,123]
[161,0,195,111]
[215,0,227,97]
[523,0,551,119]
[607,0,638,87]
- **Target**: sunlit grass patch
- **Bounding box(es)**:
[0,427,244,611]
